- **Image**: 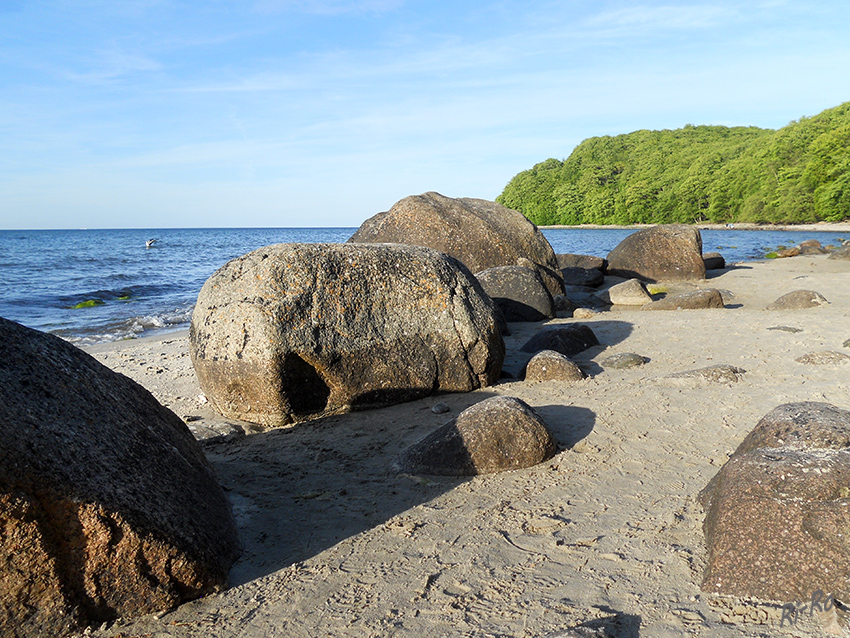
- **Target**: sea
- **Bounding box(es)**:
[0,226,846,346]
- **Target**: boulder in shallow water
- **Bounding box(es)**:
[0,318,240,638]
[190,243,504,427]
[349,191,563,296]
[606,225,706,282]
[391,396,557,476]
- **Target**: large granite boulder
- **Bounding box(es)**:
[190,243,505,427]
[0,318,239,638]
[700,402,850,602]
[348,192,563,296]
[606,225,706,282]
[475,265,555,322]
[391,396,557,476]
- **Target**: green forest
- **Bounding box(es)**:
[497,101,850,226]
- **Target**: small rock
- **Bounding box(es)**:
[391,396,557,476]
[431,402,451,415]
[776,246,800,258]
[662,364,746,385]
[703,252,726,270]
[572,307,600,319]
[600,353,649,369]
[523,350,585,383]
[828,246,850,260]
[642,289,724,311]
[596,278,652,306]
[844,338,850,348]
[795,351,850,365]
[766,290,829,310]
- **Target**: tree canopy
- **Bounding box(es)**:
[497,102,850,225]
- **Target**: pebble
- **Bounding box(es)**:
[431,402,451,414]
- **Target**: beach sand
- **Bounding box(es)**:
[82,253,850,637]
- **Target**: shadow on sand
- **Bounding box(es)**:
[201,317,636,586]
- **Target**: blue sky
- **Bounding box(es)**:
[2,1,849,229]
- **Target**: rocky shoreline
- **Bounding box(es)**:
[73,249,850,638]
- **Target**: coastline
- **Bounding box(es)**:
[542,221,850,232]
[86,253,850,637]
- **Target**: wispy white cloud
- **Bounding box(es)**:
[583,4,735,31]
[251,0,404,16]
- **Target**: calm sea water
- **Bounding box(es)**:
[0,226,846,345]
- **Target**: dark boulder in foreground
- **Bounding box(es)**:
[520,324,600,357]
[391,396,557,476]
[606,225,706,282]
[765,289,829,310]
[0,318,239,638]
[191,243,505,427]
[475,265,555,322]
[349,192,563,296]
[700,402,850,602]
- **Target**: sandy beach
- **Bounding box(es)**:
[82,252,850,638]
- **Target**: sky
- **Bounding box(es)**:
[1,1,850,229]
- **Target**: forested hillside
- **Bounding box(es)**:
[498,102,850,225]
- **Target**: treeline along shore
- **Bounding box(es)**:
[499,101,850,228]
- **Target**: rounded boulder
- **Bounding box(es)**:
[606,225,706,282]
[0,318,240,638]
[349,191,563,296]
[391,396,557,476]
[190,243,505,427]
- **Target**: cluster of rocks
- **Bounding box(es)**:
[700,402,850,603]
[765,238,850,260]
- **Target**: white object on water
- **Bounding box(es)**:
[146,238,157,248]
